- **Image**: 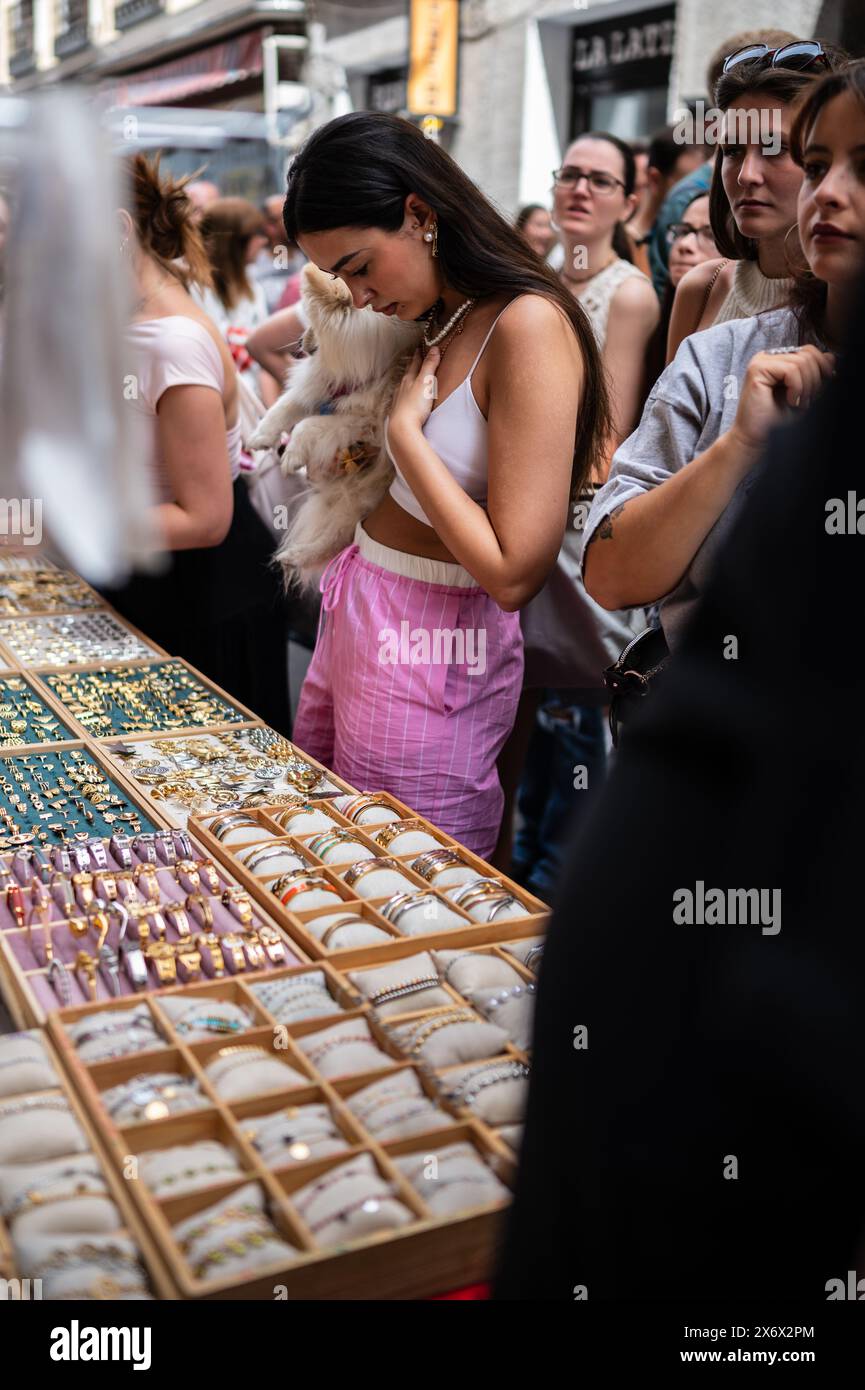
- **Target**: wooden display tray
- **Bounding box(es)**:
[99,726,359,828]
[0,670,83,750]
[47,953,536,1299]
[0,607,168,672]
[0,831,312,1029]
[0,1025,175,1298]
[190,792,549,968]
[27,655,261,742]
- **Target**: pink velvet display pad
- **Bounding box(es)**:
[0,837,302,1010]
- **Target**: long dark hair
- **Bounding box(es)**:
[568,131,636,263]
[709,44,848,261]
[283,111,611,493]
[788,58,865,342]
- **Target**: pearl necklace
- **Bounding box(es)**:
[422,295,476,348]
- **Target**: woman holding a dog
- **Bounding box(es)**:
[283,111,610,859]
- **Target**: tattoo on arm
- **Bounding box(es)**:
[597,501,627,540]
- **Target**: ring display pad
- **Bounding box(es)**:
[0,832,310,1028]
[0,1026,173,1299]
[0,611,166,670]
[47,943,539,1298]
[100,728,359,827]
[33,658,256,740]
[191,791,549,968]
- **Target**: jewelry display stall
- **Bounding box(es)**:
[0,552,548,1300]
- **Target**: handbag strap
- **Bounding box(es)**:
[695,258,730,333]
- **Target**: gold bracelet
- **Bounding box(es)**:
[342,857,402,890]
[372,819,431,852]
[320,915,365,948]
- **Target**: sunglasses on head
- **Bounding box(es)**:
[722,40,828,76]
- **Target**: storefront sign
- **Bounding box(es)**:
[407,0,458,118]
[573,6,675,78]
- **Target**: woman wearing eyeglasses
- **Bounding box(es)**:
[644,194,719,390]
[551,134,659,450]
[583,59,865,654]
[667,38,846,362]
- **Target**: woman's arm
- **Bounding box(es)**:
[603,275,660,446]
[666,258,730,364]
[387,295,581,611]
[584,346,835,610]
[246,307,306,386]
[153,384,234,551]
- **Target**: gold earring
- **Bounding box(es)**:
[423,222,439,257]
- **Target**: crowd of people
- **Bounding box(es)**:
[90,23,861,912]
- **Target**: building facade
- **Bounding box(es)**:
[2,0,861,210]
[321,0,847,212]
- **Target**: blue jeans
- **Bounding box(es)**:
[512,696,608,902]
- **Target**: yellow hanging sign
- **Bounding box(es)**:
[407,0,459,119]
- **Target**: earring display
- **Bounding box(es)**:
[0,566,101,616]
[0,676,72,748]
[41,661,248,737]
[0,748,157,847]
[0,612,161,667]
[106,729,350,826]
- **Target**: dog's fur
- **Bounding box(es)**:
[248,263,423,589]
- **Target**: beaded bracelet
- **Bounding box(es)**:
[0,1094,70,1121]
[177,1201,269,1255]
[29,1241,143,1280]
[308,1189,397,1237]
[105,1073,202,1120]
[174,1010,246,1037]
[192,1228,278,1279]
[446,1060,530,1108]
[293,1164,384,1219]
[6,1177,108,1221]
[149,1160,240,1195]
[303,1033,377,1066]
[393,1009,480,1059]
[367,974,441,1008]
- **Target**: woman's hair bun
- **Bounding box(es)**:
[126,152,211,288]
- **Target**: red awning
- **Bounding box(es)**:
[103,30,264,106]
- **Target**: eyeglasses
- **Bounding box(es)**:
[722,40,828,76]
[667,221,717,251]
[552,166,626,195]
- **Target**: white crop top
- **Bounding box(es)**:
[125,315,243,504]
[386,300,513,526]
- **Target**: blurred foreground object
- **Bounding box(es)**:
[0,89,156,584]
[496,271,865,1300]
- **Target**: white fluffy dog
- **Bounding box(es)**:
[249,262,423,588]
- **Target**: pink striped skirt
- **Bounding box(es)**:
[292,524,524,859]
